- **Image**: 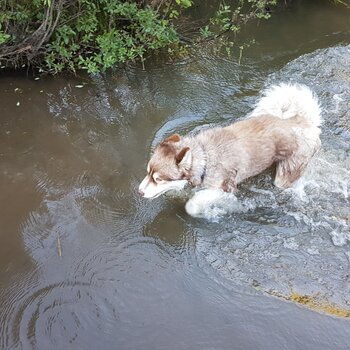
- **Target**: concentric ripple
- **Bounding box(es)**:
[1,279,120,349]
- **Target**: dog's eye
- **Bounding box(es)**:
[154,176,164,183]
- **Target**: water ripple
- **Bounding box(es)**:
[1,279,119,349]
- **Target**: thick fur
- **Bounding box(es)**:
[139,83,322,200]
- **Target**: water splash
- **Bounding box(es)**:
[185,189,254,221]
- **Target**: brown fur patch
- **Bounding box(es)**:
[157,143,176,157]
[163,134,181,143]
[275,137,296,160]
[176,147,190,164]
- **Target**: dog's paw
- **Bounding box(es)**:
[185,188,239,220]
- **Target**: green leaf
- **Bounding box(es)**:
[175,0,192,9]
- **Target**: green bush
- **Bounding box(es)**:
[0,0,279,74]
[0,0,181,73]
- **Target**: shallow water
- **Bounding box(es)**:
[1,1,350,349]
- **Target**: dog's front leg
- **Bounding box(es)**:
[221,169,238,193]
[201,168,237,193]
[189,175,203,188]
[221,178,237,193]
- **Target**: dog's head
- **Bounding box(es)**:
[139,134,192,198]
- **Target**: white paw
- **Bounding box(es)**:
[185,188,239,220]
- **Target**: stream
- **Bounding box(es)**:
[0,1,350,349]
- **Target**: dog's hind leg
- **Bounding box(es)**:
[274,143,320,189]
[275,126,321,189]
[274,156,307,189]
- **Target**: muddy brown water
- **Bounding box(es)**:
[1,2,350,349]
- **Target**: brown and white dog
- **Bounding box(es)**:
[139,84,322,211]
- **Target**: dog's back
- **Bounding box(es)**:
[195,112,319,190]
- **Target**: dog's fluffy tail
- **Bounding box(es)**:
[250,83,322,127]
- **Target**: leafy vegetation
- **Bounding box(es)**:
[0,0,344,74]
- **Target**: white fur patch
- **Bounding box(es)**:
[139,176,187,199]
[185,189,252,221]
[249,83,322,127]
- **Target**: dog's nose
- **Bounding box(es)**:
[138,189,145,197]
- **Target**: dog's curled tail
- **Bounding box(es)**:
[250,83,322,127]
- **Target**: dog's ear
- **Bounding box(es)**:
[163,134,181,143]
[176,147,192,170]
